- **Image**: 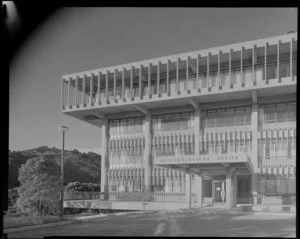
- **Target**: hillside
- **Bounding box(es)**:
[9,146,101,189]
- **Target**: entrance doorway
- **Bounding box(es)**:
[213,180,226,204]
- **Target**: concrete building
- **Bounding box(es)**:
[62,32,296,210]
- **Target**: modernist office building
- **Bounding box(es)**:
[62,32,296,209]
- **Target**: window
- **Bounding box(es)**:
[134,118,143,133]
[287,137,292,158]
[235,108,245,125]
[181,113,189,130]
[265,175,276,194]
[128,119,134,133]
[111,184,117,192]
[207,111,216,127]
[216,110,226,127]
[267,65,276,79]
[276,104,287,122]
[226,109,235,126]
[265,139,270,158]
[265,105,276,123]
[287,103,296,121]
[245,107,251,124]
[259,175,296,195]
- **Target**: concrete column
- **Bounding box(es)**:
[101,117,109,200]
[186,57,189,92]
[185,168,192,209]
[139,65,142,99]
[232,170,237,207]
[265,43,267,82]
[196,54,199,90]
[90,74,93,104]
[144,114,152,191]
[105,71,109,103]
[251,103,258,205]
[218,51,221,89]
[113,69,116,102]
[207,53,210,88]
[252,45,256,85]
[176,58,179,94]
[68,78,71,107]
[251,174,258,205]
[61,78,64,110]
[290,38,293,79]
[75,76,79,106]
[130,67,134,99]
[97,72,100,104]
[241,47,244,86]
[83,75,86,106]
[166,60,170,96]
[122,68,125,100]
[148,64,151,97]
[277,41,280,81]
[194,173,203,208]
[195,108,201,155]
[229,49,232,87]
[157,61,160,95]
[225,168,233,209]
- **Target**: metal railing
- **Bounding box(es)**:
[256,193,296,205]
[64,191,101,201]
[109,191,197,202]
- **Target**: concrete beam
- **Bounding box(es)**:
[187,98,199,109]
[93,112,106,119]
[222,163,230,168]
[134,105,149,114]
[251,90,257,104]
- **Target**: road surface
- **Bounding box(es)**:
[7,208,296,238]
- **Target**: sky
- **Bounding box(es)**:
[9,7,297,154]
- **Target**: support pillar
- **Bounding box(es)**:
[195,108,201,155]
[144,113,152,191]
[251,102,258,204]
[194,173,203,208]
[97,72,100,104]
[61,78,65,110]
[83,75,86,106]
[225,168,236,209]
[185,168,192,209]
[101,118,109,200]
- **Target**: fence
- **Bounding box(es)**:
[64,191,101,200]
[256,194,296,205]
[109,191,197,202]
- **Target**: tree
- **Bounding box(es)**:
[16,156,61,215]
[8,187,18,207]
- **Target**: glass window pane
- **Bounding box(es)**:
[181,113,189,130]
[258,176,266,194]
[134,118,142,133]
[207,111,216,127]
[190,113,195,128]
[128,119,133,133]
[265,105,276,123]
[216,110,225,127]
[235,108,245,125]
[245,107,251,124]
[226,109,235,126]
[287,103,296,121]
[276,104,287,122]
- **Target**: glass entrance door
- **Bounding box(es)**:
[213,181,226,203]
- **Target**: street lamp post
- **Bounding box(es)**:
[58,125,69,218]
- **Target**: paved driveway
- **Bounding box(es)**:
[7,208,296,238]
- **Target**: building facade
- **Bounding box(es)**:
[61,32,297,209]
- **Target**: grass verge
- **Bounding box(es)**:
[4,215,67,229]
